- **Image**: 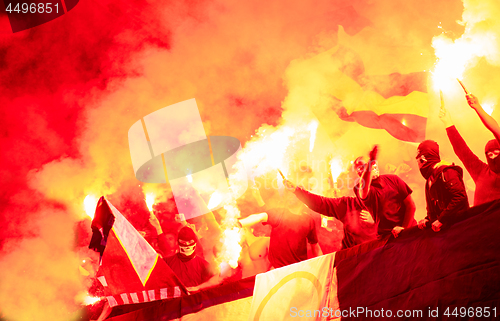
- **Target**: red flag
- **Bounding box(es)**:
[90,197,186,307]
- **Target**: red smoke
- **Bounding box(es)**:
[2,0,490,319]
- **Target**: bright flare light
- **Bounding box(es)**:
[308,120,318,152]
[330,158,343,183]
[187,174,193,183]
[239,126,296,179]
[431,32,495,92]
[75,291,101,306]
[145,193,155,212]
[207,191,223,209]
[83,295,101,305]
[220,227,242,268]
[83,194,98,219]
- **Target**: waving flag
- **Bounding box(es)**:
[89,197,185,307]
[305,44,429,144]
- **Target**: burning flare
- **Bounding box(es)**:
[238,126,296,179]
[83,194,98,219]
[219,227,242,269]
[75,291,102,306]
[330,158,344,183]
[207,190,223,210]
[308,120,318,152]
[145,193,155,212]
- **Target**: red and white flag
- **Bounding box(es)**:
[90,196,185,307]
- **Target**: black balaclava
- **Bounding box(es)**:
[485,139,500,174]
[177,226,197,261]
[417,140,441,179]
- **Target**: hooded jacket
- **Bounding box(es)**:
[424,161,469,224]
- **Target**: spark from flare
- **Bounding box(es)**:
[329,158,344,183]
[83,194,98,219]
[308,120,318,152]
[431,20,497,92]
[145,193,155,212]
[216,203,243,269]
[220,227,242,269]
[75,291,101,306]
[238,125,298,179]
[207,191,223,210]
[187,174,193,183]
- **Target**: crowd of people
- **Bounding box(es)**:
[96,91,500,315]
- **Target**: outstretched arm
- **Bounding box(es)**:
[186,274,222,293]
[467,94,500,144]
[285,179,346,219]
[239,213,268,227]
[359,145,378,199]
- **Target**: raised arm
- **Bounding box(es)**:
[440,104,485,180]
[467,94,500,144]
[359,145,378,199]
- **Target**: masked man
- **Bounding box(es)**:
[163,226,220,292]
[440,93,500,205]
[416,140,469,232]
[354,145,416,238]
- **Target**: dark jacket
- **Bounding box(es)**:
[425,163,469,224]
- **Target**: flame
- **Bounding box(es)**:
[329,158,343,183]
[83,295,101,305]
[83,194,98,219]
[145,193,155,212]
[216,203,243,269]
[431,28,496,92]
[187,174,193,182]
[401,119,406,126]
[308,120,318,152]
[207,190,223,209]
[238,126,296,179]
[220,227,242,268]
[75,291,102,306]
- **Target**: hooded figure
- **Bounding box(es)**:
[416,140,441,179]
[177,226,198,260]
[416,140,469,232]
[485,139,500,174]
[163,226,214,288]
[443,123,500,205]
[440,95,500,206]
